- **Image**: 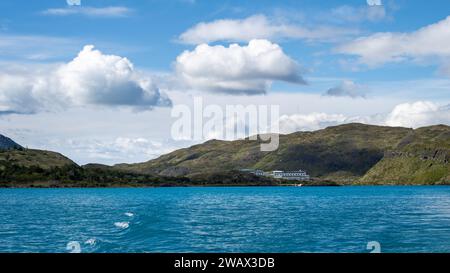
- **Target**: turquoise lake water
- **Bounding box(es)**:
[1,186,450,253]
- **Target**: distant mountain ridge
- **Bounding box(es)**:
[0,134,22,150]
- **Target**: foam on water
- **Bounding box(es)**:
[85,238,97,246]
[66,241,81,253]
[124,212,134,217]
[114,222,130,229]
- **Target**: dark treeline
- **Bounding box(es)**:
[0,162,288,188]
[0,162,191,187]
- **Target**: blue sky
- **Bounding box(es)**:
[1,0,449,77]
[0,1,446,81]
[0,0,449,164]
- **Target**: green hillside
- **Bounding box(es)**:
[0,148,76,170]
[359,125,450,185]
[1,123,449,187]
[115,123,449,185]
[115,124,407,177]
[0,146,278,187]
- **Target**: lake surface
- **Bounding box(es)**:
[1,186,450,253]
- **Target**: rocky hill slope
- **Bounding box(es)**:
[0,134,22,150]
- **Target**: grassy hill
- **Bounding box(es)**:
[1,123,449,187]
[0,148,76,170]
[359,125,450,185]
[114,123,449,185]
[114,124,410,178]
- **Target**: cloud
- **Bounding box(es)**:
[367,0,383,6]
[42,6,132,17]
[324,80,367,98]
[337,16,450,69]
[67,0,81,6]
[277,101,449,133]
[329,4,387,23]
[65,137,178,164]
[178,14,359,44]
[385,101,450,128]
[0,45,171,114]
[279,113,348,133]
[175,39,305,94]
[57,45,171,107]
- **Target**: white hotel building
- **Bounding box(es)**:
[270,170,310,181]
[240,169,310,181]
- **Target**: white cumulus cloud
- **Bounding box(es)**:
[0,45,171,114]
[337,16,450,69]
[175,39,305,94]
[178,14,359,44]
[385,101,450,128]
